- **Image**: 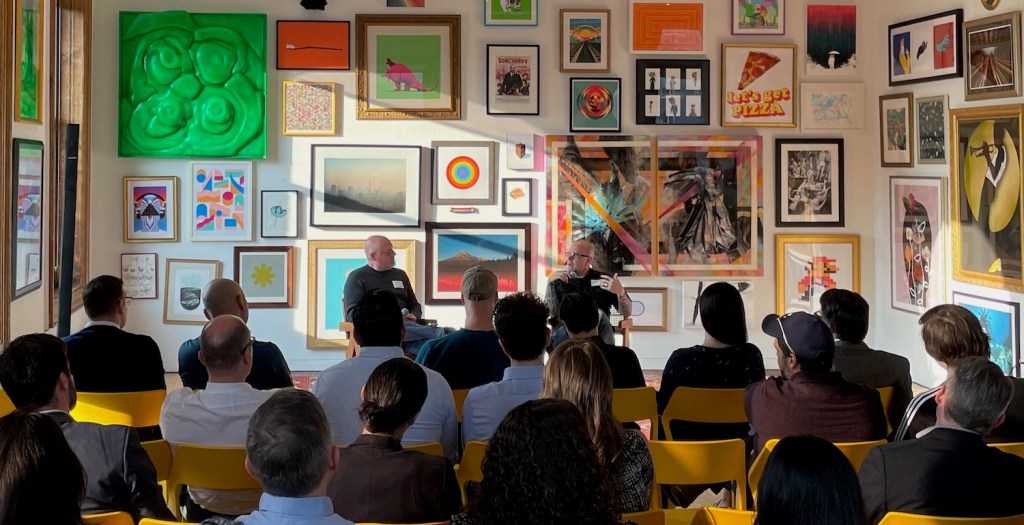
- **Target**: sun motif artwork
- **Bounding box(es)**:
[446,156,480,190]
[578,84,612,119]
[251,263,275,288]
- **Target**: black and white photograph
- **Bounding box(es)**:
[634,59,710,125]
[686,68,702,90]
[775,138,845,227]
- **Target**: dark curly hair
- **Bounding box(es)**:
[492,292,550,361]
[357,358,427,434]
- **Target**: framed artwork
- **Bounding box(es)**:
[234,247,294,308]
[982,0,1001,10]
[12,139,43,299]
[800,82,865,131]
[879,93,914,167]
[189,162,253,242]
[635,59,710,126]
[506,133,536,170]
[484,0,538,26]
[121,253,158,300]
[276,20,350,70]
[732,0,785,35]
[683,281,755,330]
[486,45,540,116]
[307,240,416,349]
[27,254,40,286]
[261,190,299,238]
[425,222,532,305]
[916,95,948,164]
[720,43,797,128]
[888,9,964,86]
[570,78,622,133]
[15,0,43,122]
[356,15,461,120]
[629,1,703,54]
[502,178,533,217]
[952,292,1021,377]
[282,81,337,136]
[625,287,669,332]
[163,259,222,325]
[889,176,947,314]
[560,9,610,73]
[950,104,1024,292]
[775,234,860,314]
[964,12,1022,101]
[432,141,498,205]
[805,5,857,77]
[388,0,425,6]
[775,139,844,227]
[123,177,177,242]
[310,144,423,228]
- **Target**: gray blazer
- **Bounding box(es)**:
[832,340,914,431]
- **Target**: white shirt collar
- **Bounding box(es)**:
[916,424,981,439]
[85,320,122,329]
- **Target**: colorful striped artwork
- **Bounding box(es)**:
[190,162,254,241]
[387,0,425,6]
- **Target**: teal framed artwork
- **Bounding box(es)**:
[570,78,621,132]
[15,0,43,123]
[485,0,538,26]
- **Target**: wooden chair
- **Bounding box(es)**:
[71,390,166,428]
[617,318,634,347]
[878,512,1024,524]
[660,387,748,441]
[166,444,260,519]
[141,439,172,500]
[691,507,757,525]
[877,386,895,434]
[81,512,134,525]
[140,520,198,525]
[647,439,748,511]
[0,390,14,417]
[613,386,659,440]
[452,389,470,423]
[405,441,444,457]
[339,321,360,358]
[748,438,886,501]
[989,441,1024,459]
[457,440,488,505]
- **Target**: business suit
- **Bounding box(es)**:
[832,340,913,431]
[63,323,166,392]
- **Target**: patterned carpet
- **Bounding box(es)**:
[289,370,667,393]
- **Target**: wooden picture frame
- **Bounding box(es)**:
[800,82,864,131]
[721,43,797,128]
[12,139,43,299]
[432,141,497,206]
[484,0,538,26]
[163,259,222,325]
[964,12,1022,101]
[123,176,178,243]
[889,176,947,314]
[635,59,710,126]
[425,222,532,305]
[559,9,610,73]
[732,0,785,35]
[310,144,424,228]
[775,234,860,314]
[261,190,300,238]
[879,93,915,167]
[624,287,669,332]
[15,0,43,122]
[916,95,948,164]
[276,20,351,70]
[121,253,158,300]
[501,178,534,217]
[629,1,703,54]
[189,162,254,242]
[888,9,964,86]
[234,246,294,308]
[486,44,540,116]
[569,78,621,133]
[282,81,337,136]
[775,138,844,227]
[952,291,1021,377]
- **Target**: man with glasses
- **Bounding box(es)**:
[544,239,632,346]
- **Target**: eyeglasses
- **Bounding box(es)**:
[566,252,592,261]
[240,336,255,355]
[373,249,397,256]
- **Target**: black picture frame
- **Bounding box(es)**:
[635,59,710,125]
[774,138,845,228]
[501,178,534,217]
[486,44,540,116]
[12,138,44,300]
[888,9,964,86]
[569,77,622,133]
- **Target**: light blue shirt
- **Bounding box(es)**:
[236,494,353,525]
[462,365,545,443]
[312,346,459,461]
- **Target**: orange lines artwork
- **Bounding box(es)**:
[631,2,704,53]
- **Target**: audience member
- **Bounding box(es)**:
[559,292,646,389]
[543,339,653,513]
[313,289,458,460]
[178,278,292,391]
[0,334,173,522]
[545,239,631,346]
[746,312,887,452]
[860,357,1024,523]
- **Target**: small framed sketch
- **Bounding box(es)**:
[123,176,177,242]
[775,234,860,314]
[629,1,703,54]
[121,253,158,300]
[189,162,254,241]
[889,176,947,314]
[952,292,1021,376]
[888,9,963,86]
[915,95,948,164]
[964,12,1021,101]
[276,20,350,70]
[560,9,610,73]
[879,93,914,167]
[484,0,538,26]
[282,81,337,136]
[502,178,533,217]
[635,59,710,126]
[569,78,621,133]
[432,141,498,205]
[624,287,669,332]
[732,0,785,35]
[775,138,844,227]
[506,133,536,170]
[234,246,295,308]
[261,190,299,238]
[800,83,864,131]
[486,45,540,116]
[163,259,222,325]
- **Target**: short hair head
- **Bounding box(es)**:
[819,289,870,343]
[199,315,251,372]
[919,304,991,364]
[358,358,427,434]
[246,389,332,497]
[699,282,749,346]
[82,275,124,319]
[558,292,599,334]
[492,292,549,361]
[0,334,69,410]
[761,312,835,372]
[943,356,1014,434]
[352,289,404,347]
[201,278,246,319]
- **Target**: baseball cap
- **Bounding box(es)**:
[462,266,498,301]
[762,311,835,366]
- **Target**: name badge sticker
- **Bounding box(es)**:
[393,280,404,289]
[591,279,603,287]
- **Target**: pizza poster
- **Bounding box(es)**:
[721,43,797,128]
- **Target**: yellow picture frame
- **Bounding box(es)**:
[282,80,337,136]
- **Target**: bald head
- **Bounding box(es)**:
[199,315,252,374]
[567,239,596,275]
[202,278,248,321]
[364,235,396,272]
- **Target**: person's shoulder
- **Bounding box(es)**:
[622,428,648,449]
[252,339,285,358]
[867,346,911,369]
[178,337,200,354]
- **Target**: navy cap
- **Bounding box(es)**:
[762,312,835,366]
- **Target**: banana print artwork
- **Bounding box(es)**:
[965,119,1021,233]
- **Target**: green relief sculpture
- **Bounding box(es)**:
[19,6,39,121]
[119,11,267,159]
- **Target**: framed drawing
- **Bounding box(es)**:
[624,287,669,331]
[721,43,797,128]
[276,20,350,70]
[888,9,963,86]
[484,0,538,26]
[964,12,1022,101]
[805,5,856,77]
[569,78,621,133]
[506,133,536,170]
[889,176,947,314]
[732,0,785,35]
[432,141,498,205]
[121,253,158,300]
[163,259,222,325]
[261,190,299,238]
[775,138,844,227]
[950,104,1024,292]
[13,139,43,299]
[916,95,948,164]
[486,45,540,116]
[879,93,914,167]
[683,281,755,329]
[560,9,610,73]
[189,162,253,242]
[307,239,416,349]
[123,176,177,242]
[356,15,461,120]
[234,247,294,308]
[425,222,532,305]
[502,178,533,217]
[800,82,864,131]
[775,234,860,314]
[310,144,424,228]
[15,0,43,122]
[629,1,703,54]
[952,292,1021,376]
[282,81,337,136]
[635,59,710,126]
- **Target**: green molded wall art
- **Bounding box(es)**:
[118,11,267,159]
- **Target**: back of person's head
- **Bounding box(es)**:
[819,289,870,343]
[492,292,549,361]
[469,398,618,525]
[943,356,1015,434]
[0,334,69,410]
[82,275,124,319]
[0,410,85,525]
[199,315,251,372]
[462,265,498,303]
[352,289,404,347]
[558,292,599,334]
[755,435,864,525]
[202,278,246,318]
[699,282,749,346]
[246,389,332,497]
[358,358,427,434]
[919,304,991,364]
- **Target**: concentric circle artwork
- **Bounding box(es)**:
[432,141,498,205]
[577,84,613,119]
[446,156,481,190]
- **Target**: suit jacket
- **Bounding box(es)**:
[832,340,913,431]
[45,411,174,522]
[859,427,1024,524]
[178,337,292,391]
[63,324,166,392]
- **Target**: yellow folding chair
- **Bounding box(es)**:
[748,438,886,501]
[0,390,15,417]
[457,440,487,505]
[613,387,659,440]
[81,512,134,525]
[877,386,894,433]
[660,387,748,441]
[648,439,748,511]
[452,389,470,422]
[989,441,1024,459]
[691,507,757,525]
[71,390,166,428]
[141,439,172,500]
[878,512,1024,524]
[166,444,261,520]
[140,520,199,525]
[405,441,444,457]
[622,510,665,525]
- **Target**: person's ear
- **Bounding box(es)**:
[328,444,340,472]
[935,383,947,406]
[498,338,511,358]
[399,323,406,342]
[992,412,1007,430]
[242,346,253,366]
[198,351,207,366]
[203,309,213,321]
[244,457,256,479]
[544,327,552,348]
[787,353,798,370]
[236,294,247,313]
[359,385,366,401]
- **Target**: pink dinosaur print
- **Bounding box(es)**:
[384,58,435,92]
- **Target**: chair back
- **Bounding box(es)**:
[457,440,488,505]
[647,439,747,511]
[0,390,14,417]
[877,386,894,433]
[749,438,886,501]
[81,512,134,525]
[622,510,665,525]
[878,512,1024,524]
[613,387,659,440]
[452,389,470,422]
[691,507,757,525]
[71,390,166,428]
[166,445,260,519]
[990,441,1024,459]
[405,441,444,457]
[660,387,748,440]
[140,520,199,525]
[142,439,173,482]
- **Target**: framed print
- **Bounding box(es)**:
[629,1,703,54]
[123,176,177,242]
[486,45,540,116]
[635,59,710,126]
[560,9,610,73]
[234,247,294,308]
[502,178,533,217]
[485,0,538,26]
[732,0,785,35]
[425,222,532,305]
[775,234,860,314]
[879,93,914,167]
[964,12,1022,101]
[307,240,416,349]
[683,281,755,330]
[12,139,43,299]
[570,78,621,133]
[356,15,461,120]
[800,82,865,131]
[952,292,1021,377]
[506,133,536,170]
[276,20,350,70]
[625,287,669,332]
[721,43,797,128]
[261,190,299,238]
[805,5,857,77]
[163,259,222,325]
[388,0,425,6]
[282,81,337,136]
[310,144,423,228]
[189,162,253,242]
[775,139,844,227]
[888,9,964,86]
[890,176,947,314]
[432,141,498,205]
[121,253,158,300]
[916,95,948,164]
[15,0,43,122]
[950,104,1024,292]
